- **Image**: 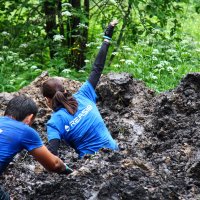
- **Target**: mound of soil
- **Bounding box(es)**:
[1,71,200,200]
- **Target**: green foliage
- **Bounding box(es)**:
[106,35,200,92]
[0,0,200,93]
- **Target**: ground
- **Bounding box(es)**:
[1,71,200,199]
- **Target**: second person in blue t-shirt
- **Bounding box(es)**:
[41,20,119,158]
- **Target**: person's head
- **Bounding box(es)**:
[41,78,78,115]
[4,95,38,125]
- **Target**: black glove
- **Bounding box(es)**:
[104,19,118,40]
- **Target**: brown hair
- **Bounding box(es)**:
[42,78,78,115]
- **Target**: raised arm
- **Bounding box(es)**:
[88,20,118,89]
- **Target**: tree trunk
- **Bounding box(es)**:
[57,0,64,36]
[43,0,57,58]
[66,0,89,70]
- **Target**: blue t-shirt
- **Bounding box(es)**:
[47,81,118,158]
[0,116,43,174]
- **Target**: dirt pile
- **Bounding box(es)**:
[1,72,200,199]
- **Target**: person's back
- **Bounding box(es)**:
[0,95,73,198]
[42,20,119,158]
[47,81,118,158]
[0,116,43,174]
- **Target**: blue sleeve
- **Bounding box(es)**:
[21,126,43,152]
[46,114,65,142]
[77,81,97,103]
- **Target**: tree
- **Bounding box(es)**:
[65,0,89,70]
[43,0,57,58]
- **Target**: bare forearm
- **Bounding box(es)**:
[30,146,67,174]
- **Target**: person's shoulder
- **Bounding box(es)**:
[77,81,95,94]
[0,116,24,128]
[48,108,67,123]
[23,123,38,134]
[52,108,67,117]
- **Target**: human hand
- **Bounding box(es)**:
[60,164,73,175]
[110,19,118,27]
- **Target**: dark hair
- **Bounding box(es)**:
[4,95,38,121]
[42,78,78,115]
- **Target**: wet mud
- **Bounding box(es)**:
[1,71,200,199]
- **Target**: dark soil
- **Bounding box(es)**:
[1,71,200,200]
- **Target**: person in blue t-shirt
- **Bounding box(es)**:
[0,95,73,199]
[41,20,119,158]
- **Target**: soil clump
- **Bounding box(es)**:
[1,72,200,200]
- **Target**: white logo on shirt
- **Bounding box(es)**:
[65,104,93,132]
[65,125,70,132]
[0,129,3,133]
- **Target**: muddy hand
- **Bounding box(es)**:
[60,164,73,175]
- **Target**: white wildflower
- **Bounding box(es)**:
[25,58,31,61]
[111,52,119,56]
[120,59,125,62]
[53,34,64,42]
[125,60,134,65]
[6,56,13,61]
[152,29,161,34]
[2,46,8,50]
[167,66,174,72]
[1,31,10,36]
[10,52,18,57]
[84,60,90,63]
[78,69,85,73]
[20,43,28,48]
[86,42,95,47]
[62,11,72,17]
[77,23,88,29]
[114,64,120,68]
[151,75,158,80]
[152,49,159,55]
[181,52,191,57]
[160,61,170,66]
[10,80,14,85]
[122,46,132,51]
[62,3,72,7]
[166,49,177,54]
[30,54,35,58]
[62,69,71,73]
[16,59,26,66]
[23,66,28,70]
[155,60,170,68]
[180,39,190,45]
[152,55,158,61]
[30,65,38,70]
[155,63,163,68]
[195,48,200,52]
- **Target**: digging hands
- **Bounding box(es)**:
[60,163,74,175]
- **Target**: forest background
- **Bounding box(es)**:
[0,0,200,93]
